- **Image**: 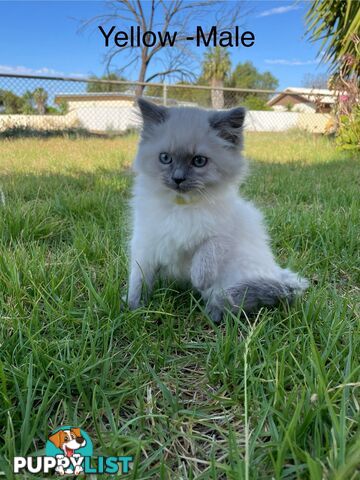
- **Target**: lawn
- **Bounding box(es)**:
[0,132,359,479]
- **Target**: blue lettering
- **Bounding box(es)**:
[104,457,119,474]
[83,456,97,474]
[120,456,133,474]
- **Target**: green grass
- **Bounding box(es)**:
[0,132,359,479]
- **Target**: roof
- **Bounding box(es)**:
[267,87,338,106]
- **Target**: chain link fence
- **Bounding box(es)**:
[0,73,337,137]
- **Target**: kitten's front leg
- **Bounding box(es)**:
[127,256,156,310]
[191,238,229,323]
[191,238,226,291]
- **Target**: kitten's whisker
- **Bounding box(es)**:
[196,187,216,205]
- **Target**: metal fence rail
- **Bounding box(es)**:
[0,73,337,136]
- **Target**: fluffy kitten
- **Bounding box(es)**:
[127,98,308,322]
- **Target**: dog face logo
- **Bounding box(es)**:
[46,426,93,476]
[48,427,86,458]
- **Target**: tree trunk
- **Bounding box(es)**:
[37,101,45,115]
[135,56,148,97]
[135,82,146,97]
[211,78,224,109]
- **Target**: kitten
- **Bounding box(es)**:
[127,98,308,322]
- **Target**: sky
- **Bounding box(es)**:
[0,0,328,90]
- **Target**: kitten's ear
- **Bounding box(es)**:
[137,98,168,130]
[209,107,246,146]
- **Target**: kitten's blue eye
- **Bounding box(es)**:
[192,155,208,168]
[159,152,172,164]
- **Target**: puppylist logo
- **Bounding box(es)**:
[13,426,133,476]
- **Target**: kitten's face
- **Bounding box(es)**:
[135,99,246,194]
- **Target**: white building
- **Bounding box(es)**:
[54,92,143,132]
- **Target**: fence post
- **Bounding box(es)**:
[163,83,167,106]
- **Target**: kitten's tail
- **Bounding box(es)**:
[216,271,308,316]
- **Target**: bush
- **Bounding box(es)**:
[336,106,360,151]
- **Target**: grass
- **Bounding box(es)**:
[0,131,359,479]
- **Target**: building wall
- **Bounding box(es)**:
[270,93,333,113]
[245,111,331,132]
[0,110,78,131]
[67,101,331,133]
[66,99,140,132]
[272,94,307,106]
[296,112,332,133]
[0,102,333,134]
[272,103,316,113]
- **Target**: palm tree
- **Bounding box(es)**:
[33,88,48,115]
[306,0,360,76]
[22,90,35,114]
[202,47,231,109]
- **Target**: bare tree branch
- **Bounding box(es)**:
[146,68,195,83]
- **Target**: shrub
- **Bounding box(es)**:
[336,106,360,150]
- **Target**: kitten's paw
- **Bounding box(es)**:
[280,269,309,294]
[205,303,223,324]
[128,299,142,310]
[120,293,142,311]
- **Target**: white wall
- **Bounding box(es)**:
[245,111,298,131]
[67,100,140,132]
[0,111,78,131]
[0,104,332,134]
[64,101,331,134]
